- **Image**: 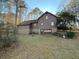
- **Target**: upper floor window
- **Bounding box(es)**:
[51,22,54,26]
[46,16,48,19]
[41,23,43,25]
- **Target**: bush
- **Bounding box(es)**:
[0,38,11,48]
[66,32,75,39]
[0,21,18,49]
[0,35,17,49]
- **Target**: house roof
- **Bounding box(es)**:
[37,11,57,21]
[18,20,37,26]
[18,11,57,26]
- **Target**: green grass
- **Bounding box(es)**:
[0,34,79,59]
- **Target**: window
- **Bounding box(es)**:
[34,23,36,26]
[51,22,54,26]
[41,23,43,25]
[60,22,63,24]
[46,16,48,19]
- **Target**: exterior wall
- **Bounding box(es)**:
[31,23,39,33]
[38,13,57,33]
[17,25,29,34]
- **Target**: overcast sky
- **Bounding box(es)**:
[25,0,65,14]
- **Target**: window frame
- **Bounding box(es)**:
[51,22,54,26]
[46,16,48,19]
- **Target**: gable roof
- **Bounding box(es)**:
[37,11,57,21]
[18,11,57,26]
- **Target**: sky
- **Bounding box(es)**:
[25,0,63,14]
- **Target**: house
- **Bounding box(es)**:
[17,11,57,34]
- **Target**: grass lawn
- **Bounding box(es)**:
[0,34,79,59]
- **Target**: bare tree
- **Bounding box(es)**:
[27,7,43,20]
[18,0,27,22]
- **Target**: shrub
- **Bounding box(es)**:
[0,38,11,48]
[0,35,17,49]
[66,32,75,39]
[0,21,18,49]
